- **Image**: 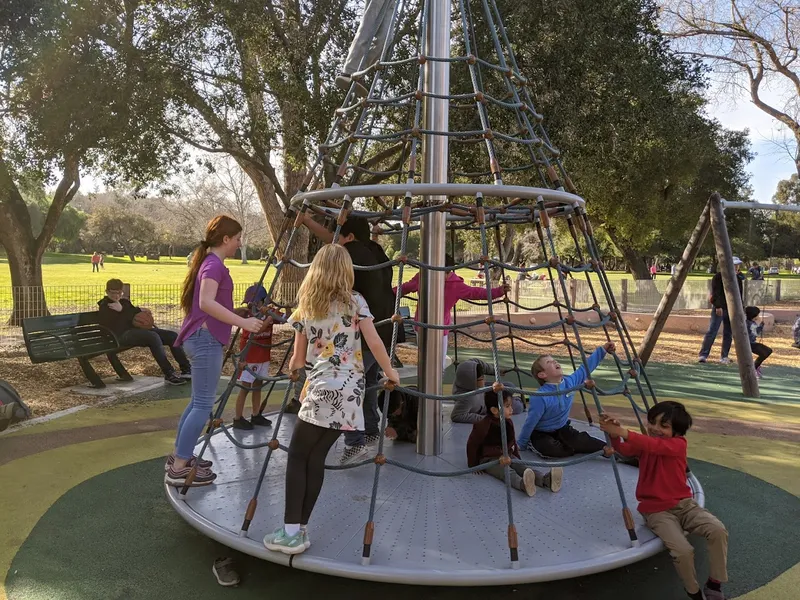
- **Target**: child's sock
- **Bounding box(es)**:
[284,523,301,537]
[687,590,703,600]
[705,579,721,592]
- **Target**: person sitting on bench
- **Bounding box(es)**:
[98,279,190,386]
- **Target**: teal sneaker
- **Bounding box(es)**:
[302,529,311,550]
[263,527,306,555]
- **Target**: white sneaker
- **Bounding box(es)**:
[719,357,730,365]
[339,444,370,465]
[546,467,563,493]
[365,434,381,448]
[522,469,536,497]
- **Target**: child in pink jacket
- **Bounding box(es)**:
[394,255,509,367]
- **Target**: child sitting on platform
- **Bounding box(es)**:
[600,402,728,600]
[792,314,800,349]
[467,389,562,496]
[232,284,276,430]
[383,386,418,443]
[516,342,615,457]
[744,306,772,379]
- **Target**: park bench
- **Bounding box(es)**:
[22,312,134,389]
[146,252,160,261]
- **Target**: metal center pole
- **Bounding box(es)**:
[416,0,450,456]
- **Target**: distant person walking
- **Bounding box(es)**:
[91,252,101,272]
[748,263,763,281]
[99,253,105,270]
[650,264,657,280]
[698,257,745,365]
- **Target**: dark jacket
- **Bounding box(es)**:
[386,387,418,442]
[451,359,523,423]
[710,271,744,310]
[367,239,404,343]
[97,297,141,336]
[466,415,520,467]
[346,239,394,348]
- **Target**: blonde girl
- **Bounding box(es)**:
[264,243,399,555]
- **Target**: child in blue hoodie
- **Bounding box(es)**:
[516,342,614,457]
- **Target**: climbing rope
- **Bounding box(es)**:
[176,0,660,564]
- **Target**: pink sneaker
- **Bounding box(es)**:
[755,367,763,379]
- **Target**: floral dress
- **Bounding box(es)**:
[288,293,371,431]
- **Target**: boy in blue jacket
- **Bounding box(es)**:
[517,343,614,457]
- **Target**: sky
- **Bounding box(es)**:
[704,82,797,202]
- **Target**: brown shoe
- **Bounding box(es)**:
[164,454,213,472]
[165,465,217,487]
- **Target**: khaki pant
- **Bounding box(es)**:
[643,498,728,593]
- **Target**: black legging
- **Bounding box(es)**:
[751,342,772,369]
[285,419,342,525]
[529,422,606,458]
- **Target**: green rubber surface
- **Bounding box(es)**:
[6,458,800,600]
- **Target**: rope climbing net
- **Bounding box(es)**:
[174,0,663,570]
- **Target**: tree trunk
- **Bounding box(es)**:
[618,244,650,279]
[4,240,49,325]
[0,154,79,324]
[238,162,308,306]
[240,241,248,264]
[122,241,136,262]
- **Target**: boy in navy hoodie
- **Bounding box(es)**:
[744,306,772,378]
[600,402,728,600]
[468,389,562,496]
[516,343,614,457]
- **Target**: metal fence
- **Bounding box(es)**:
[2,277,800,348]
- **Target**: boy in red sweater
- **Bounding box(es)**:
[600,402,728,600]
[467,389,563,497]
[233,285,276,430]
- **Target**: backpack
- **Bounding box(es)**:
[0,380,30,432]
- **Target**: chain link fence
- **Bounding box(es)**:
[2,277,799,349]
[0,282,301,349]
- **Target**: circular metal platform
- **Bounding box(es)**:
[167,410,704,586]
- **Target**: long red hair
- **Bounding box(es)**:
[181,215,242,315]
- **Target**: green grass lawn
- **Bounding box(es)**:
[1,252,798,313]
[0,252,731,288]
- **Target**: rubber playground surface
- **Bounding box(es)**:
[2,350,800,600]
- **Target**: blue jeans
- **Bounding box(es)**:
[698,309,732,360]
[344,349,379,447]
[174,328,224,460]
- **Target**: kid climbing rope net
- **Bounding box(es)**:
[168,0,684,579]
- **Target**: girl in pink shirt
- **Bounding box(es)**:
[393,255,509,367]
[165,216,264,487]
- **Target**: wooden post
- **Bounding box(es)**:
[513,278,520,313]
[709,193,759,397]
[620,279,628,312]
[775,279,781,302]
[568,278,577,307]
[638,201,711,365]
